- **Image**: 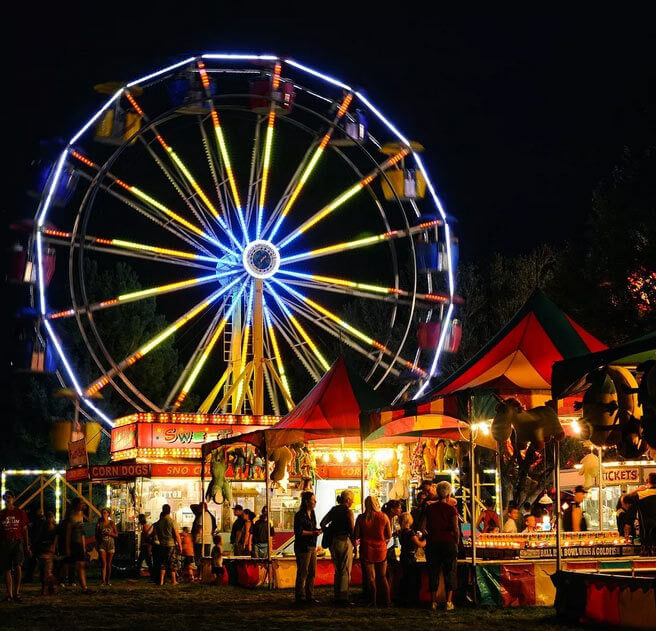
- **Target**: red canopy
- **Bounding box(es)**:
[202,356,386,455]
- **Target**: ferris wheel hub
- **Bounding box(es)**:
[242,239,280,279]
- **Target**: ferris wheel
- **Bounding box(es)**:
[32,54,458,426]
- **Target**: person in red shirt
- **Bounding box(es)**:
[424,480,459,612]
[0,491,31,602]
[476,498,500,533]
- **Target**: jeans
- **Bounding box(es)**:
[253,543,268,558]
[295,547,317,601]
[329,536,353,601]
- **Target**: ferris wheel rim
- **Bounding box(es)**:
[33,53,457,426]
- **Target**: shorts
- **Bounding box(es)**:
[425,541,458,592]
[183,555,194,567]
[67,542,86,563]
[0,540,25,572]
[160,546,180,572]
[98,538,115,553]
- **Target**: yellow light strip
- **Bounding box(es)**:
[86,278,241,396]
[117,274,217,302]
[70,151,220,247]
[172,285,247,409]
[288,315,330,371]
[257,63,281,232]
[283,287,426,377]
[279,271,451,304]
[265,307,292,410]
[278,149,408,248]
[269,93,353,237]
[281,219,441,266]
[113,412,281,427]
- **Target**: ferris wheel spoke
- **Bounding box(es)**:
[264,303,293,410]
[276,149,409,249]
[41,228,221,271]
[265,285,330,372]
[70,151,230,256]
[277,292,401,378]
[264,92,354,241]
[277,270,451,307]
[197,60,249,243]
[272,279,426,378]
[84,274,244,397]
[254,62,282,239]
[170,282,248,410]
[74,168,216,257]
[267,307,322,383]
[279,218,441,266]
[198,116,232,231]
[47,272,231,321]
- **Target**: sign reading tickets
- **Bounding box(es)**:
[602,467,640,485]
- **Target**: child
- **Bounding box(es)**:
[398,512,425,606]
[180,526,195,581]
[476,498,500,533]
[210,534,224,585]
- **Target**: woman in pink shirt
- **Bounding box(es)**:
[354,496,392,607]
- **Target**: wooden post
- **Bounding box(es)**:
[597,446,604,531]
[264,434,272,589]
[555,440,562,571]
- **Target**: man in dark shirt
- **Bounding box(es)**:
[230,505,244,548]
[624,473,656,550]
[293,491,321,604]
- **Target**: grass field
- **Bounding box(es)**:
[0,578,587,631]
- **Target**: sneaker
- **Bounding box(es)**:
[14,595,23,603]
[431,602,438,611]
[446,602,455,612]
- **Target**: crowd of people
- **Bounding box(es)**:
[3,472,655,606]
[293,480,461,610]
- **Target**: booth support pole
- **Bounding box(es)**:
[360,439,365,513]
[495,449,503,529]
[469,431,477,603]
[264,435,272,589]
[597,446,604,531]
[200,451,205,560]
[555,439,562,571]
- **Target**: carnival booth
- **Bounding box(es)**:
[364,291,651,607]
[200,357,392,589]
[550,332,656,628]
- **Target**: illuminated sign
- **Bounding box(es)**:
[602,468,640,485]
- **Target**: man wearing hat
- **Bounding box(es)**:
[230,504,245,550]
[563,485,588,532]
[0,491,31,602]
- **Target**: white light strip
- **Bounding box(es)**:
[126,56,197,88]
[285,59,352,91]
[355,92,410,145]
[203,53,278,61]
[37,150,68,226]
[43,320,83,396]
[414,303,455,399]
[84,400,114,426]
[36,235,46,315]
[69,90,124,145]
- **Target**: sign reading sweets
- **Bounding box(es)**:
[149,424,234,447]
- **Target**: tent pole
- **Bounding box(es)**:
[495,449,503,529]
[555,439,562,571]
[360,439,365,513]
[597,446,604,531]
[264,435,272,590]
[200,450,205,568]
[469,429,477,604]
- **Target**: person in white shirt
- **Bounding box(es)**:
[502,506,520,533]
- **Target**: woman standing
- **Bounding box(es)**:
[293,491,321,604]
[320,490,355,604]
[424,481,459,611]
[234,510,254,556]
[95,509,118,586]
[354,496,392,607]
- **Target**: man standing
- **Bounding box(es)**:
[293,492,321,605]
[623,473,656,551]
[0,491,31,602]
[563,486,588,532]
[136,514,153,576]
[153,504,182,586]
[230,504,244,551]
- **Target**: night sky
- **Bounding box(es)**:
[10,11,655,262]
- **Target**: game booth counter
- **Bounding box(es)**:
[549,332,656,628]
[362,293,656,613]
